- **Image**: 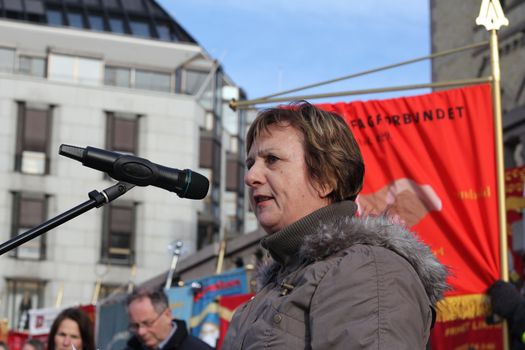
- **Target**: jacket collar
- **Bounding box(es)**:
[257,202,449,306]
[260,201,357,265]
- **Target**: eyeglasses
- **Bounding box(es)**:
[128,309,167,333]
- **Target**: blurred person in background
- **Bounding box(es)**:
[47,308,95,350]
[124,287,211,350]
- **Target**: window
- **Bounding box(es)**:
[129,20,150,38]
[46,9,63,26]
[104,0,120,9]
[135,69,171,92]
[10,192,48,260]
[226,152,240,192]
[197,220,218,249]
[104,66,171,92]
[88,14,105,31]
[104,66,131,87]
[106,112,139,154]
[67,12,85,28]
[183,70,208,95]
[109,17,125,33]
[199,132,213,169]
[5,279,45,331]
[122,0,145,12]
[48,54,102,85]
[84,0,100,6]
[19,56,46,77]
[156,24,171,41]
[0,47,15,73]
[15,102,52,175]
[101,202,136,265]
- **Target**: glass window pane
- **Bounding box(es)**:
[109,206,132,232]
[77,57,101,85]
[199,136,213,168]
[129,20,150,38]
[0,47,15,73]
[23,108,49,152]
[67,12,85,28]
[19,197,45,227]
[104,0,120,9]
[46,9,63,26]
[5,0,23,11]
[6,280,45,330]
[156,24,171,41]
[16,233,44,260]
[19,56,46,77]
[104,66,130,87]
[48,54,75,82]
[110,232,131,250]
[25,0,45,15]
[88,14,104,31]
[135,70,171,92]
[185,70,208,95]
[112,117,137,153]
[109,17,125,33]
[103,202,134,264]
[122,0,144,12]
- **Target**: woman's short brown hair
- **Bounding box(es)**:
[246,101,364,202]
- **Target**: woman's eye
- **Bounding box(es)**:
[266,155,279,164]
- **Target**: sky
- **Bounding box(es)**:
[157,0,431,106]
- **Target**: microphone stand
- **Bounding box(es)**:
[0,181,135,256]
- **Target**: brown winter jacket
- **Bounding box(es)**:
[221,201,448,350]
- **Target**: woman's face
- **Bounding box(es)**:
[54,318,82,350]
[245,123,331,234]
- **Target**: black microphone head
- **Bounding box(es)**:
[59,144,85,162]
[183,170,210,199]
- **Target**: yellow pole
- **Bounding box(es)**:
[216,240,226,274]
[229,77,491,110]
[55,283,64,307]
[91,279,101,305]
[490,27,510,350]
[489,27,508,282]
[476,1,509,349]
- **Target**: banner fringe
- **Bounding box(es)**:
[436,294,491,322]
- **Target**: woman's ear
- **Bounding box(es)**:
[316,182,333,199]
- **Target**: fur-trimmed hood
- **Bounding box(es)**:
[258,214,449,306]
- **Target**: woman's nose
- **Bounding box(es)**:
[245,162,263,187]
[63,337,71,345]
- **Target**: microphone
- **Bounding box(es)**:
[59,144,209,200]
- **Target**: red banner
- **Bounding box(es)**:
[318,84,501,349]
[217,293,254,350]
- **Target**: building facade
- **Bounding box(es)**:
[430,0,525,167]
[0,0,249,330]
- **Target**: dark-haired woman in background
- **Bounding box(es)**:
[47,308,94,350]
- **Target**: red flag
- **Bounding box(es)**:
[217,293,254,350]
[318,84,501,349]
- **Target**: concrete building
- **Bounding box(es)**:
[430,0,525,167]
[0,0,251,330]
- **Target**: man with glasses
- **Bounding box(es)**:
[124,287,212,350]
